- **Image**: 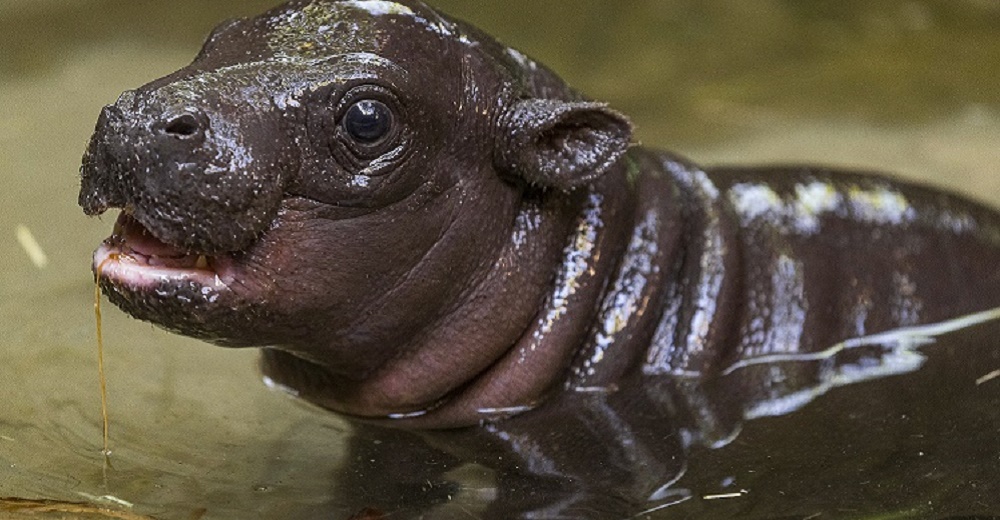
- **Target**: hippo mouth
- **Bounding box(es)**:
[94,213,236,290]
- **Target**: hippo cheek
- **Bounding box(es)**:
[90,212,316,347]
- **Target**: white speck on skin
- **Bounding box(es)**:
[890,271,922,326]
[508,47,539,70]
[505,47,533,68]
[511,208,542,250]
[643,165,723,376]
[538,192,603,334]
[936,209,979,234]
[341,0,414,16]
[795,182,841,214]
[847,186,916,225]
[576,210,659,380]
[728,181,916,234]
[738,254,808,359]
[685,217,724,359]
[350,175,371,188]
[680,169,720,200]
[793,181,843,233]
[729,184,783,221]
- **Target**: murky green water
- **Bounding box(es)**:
[1,1,998,519]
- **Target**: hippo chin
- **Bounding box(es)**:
[80,0,1000,517]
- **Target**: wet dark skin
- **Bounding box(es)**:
[79,1,1000,517]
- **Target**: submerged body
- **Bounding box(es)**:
[78,0,1000,516]
[258,147,1000,431]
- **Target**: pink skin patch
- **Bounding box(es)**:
[94,213,235,291]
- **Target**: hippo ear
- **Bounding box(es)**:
[496,99,633,191]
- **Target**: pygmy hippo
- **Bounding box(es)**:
[79,0,1000,517]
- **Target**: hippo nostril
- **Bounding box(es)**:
[163,114,202,137]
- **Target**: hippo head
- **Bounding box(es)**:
[80,0,631,420]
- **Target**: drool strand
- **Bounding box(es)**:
[95,258,114,465]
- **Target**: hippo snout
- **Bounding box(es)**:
[79,83,293,254]
[79,104,129,216]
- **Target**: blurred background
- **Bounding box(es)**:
[1,1,997,518]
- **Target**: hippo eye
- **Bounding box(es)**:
[343,100,393,144]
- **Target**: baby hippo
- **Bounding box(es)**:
[79,1,1000,517]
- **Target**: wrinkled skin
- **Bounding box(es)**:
[79,1,1000,517]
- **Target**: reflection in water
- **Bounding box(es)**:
[323,308,1000,518]
[723,306,1000,418]
[332,310,1000,518]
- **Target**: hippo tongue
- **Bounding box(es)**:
[114,213,207,269]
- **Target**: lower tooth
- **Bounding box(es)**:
[195,255,209,270]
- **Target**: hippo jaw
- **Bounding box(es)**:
[93,213,227,294]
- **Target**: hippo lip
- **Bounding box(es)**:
[94,213,236,290]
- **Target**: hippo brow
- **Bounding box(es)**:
[162,52,407,104]
[216,52,405,80]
